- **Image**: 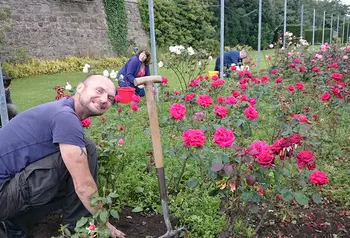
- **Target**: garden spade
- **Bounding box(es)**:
[134,76,187,238]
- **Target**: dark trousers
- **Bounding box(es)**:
[0,139,98,235]
[0,104,18,127]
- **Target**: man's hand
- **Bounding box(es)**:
[106,222,125,238]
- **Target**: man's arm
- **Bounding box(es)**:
[59,143,126,238]
[59,143,100,214]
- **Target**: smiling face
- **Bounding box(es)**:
[138,51,147,62]
[76,75,116,117]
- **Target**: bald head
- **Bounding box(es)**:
[74,74,116,118]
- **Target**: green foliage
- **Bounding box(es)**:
[3,56,127,79]
[170,189,226,238]
[304,29,331,44]
[103,0,128,56]
[55,191,121,238]
[138,0,218,53]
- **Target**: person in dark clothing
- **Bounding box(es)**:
[0,75,125,238]
[117,50,151,97]
[214,50,249,72]
[0,73,18,127]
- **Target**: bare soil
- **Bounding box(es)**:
[27,203,349,238]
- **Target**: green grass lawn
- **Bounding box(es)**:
[10,49,275,112]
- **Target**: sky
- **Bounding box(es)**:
[341,0,350,5]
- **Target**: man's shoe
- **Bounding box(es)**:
[0,220,27,238]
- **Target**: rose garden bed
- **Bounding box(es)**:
[29,43,350,237]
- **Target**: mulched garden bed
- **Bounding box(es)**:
[28,203,349,238]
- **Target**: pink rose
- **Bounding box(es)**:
[214,105,228,119]
[213,127,235,148]
[81,118,91,128]
[169,103,186,120]
[244,106,258,120]
[197,94,213,107]
[309,171,329,185]
[185,93,196,102]
[131,102,138,111]
[225,96,237,105]
[182,129,206,147]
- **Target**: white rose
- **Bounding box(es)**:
[158,61,164,68]
[103,70,109,77]
[65,82,72,91]
[208,56,213,61]
[109,70,117,79]
[187,47,195,55]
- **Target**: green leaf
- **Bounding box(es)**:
[90,198,98,207]
[281,168,291,177]
[294,192,309,206]
[110,209,120,219]
[282,190,294,201]
[132,206,143,213]
[242,191,254,202]
[108,192,118,198]
[312,193,322,204]
[134,187,144,193]
[187,177,198,188]
[75,217,88,228]
[100,210,108,223]
[64,228,72,236]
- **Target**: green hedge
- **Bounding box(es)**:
[304,29,331,44]
[3,56,128,79]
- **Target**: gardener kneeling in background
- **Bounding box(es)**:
[214,49,249,73]
[0,75,125,238]
[0,72,18,127]
[117,49,151,97]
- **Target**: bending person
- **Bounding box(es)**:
[0,75,125,238]
[117,50,151,97]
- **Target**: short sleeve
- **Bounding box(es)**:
[50,111,85,147]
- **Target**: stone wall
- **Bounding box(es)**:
[125,0,149,50]
[0,0,149,59]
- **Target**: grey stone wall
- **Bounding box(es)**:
[0,0,149,59]
[125,0,148,49]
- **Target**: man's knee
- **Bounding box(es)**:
[7,104,18,119]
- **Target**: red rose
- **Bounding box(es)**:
[295,83,304,90]
[275,77,283,83]
[225,96,237,105]
[261,76,270,83]
[321,92,331,102]
[330,72,343,81]
[244,106,259,120]
[309,171,329,185]
[169,103,186,120]
[182,129,206,147]
[185,93,196,102]
[312,67,320,72]
[287,85,295,92]
[289,63,296,68]
[216,96,225,104]
[214,105,228,119]
[256,150,275,167]
[213,127,235,148]
[197,94,213,107]
[296,151,316,169]
[211,79,225,88]
[271,69,279,74]
[289,133,302,145]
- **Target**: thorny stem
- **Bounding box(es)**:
[252,195,275,237]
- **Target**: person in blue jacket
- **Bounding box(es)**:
[214,50,248,72]
[117,50,151,97]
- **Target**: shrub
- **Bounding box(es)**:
[2,56,128,79]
